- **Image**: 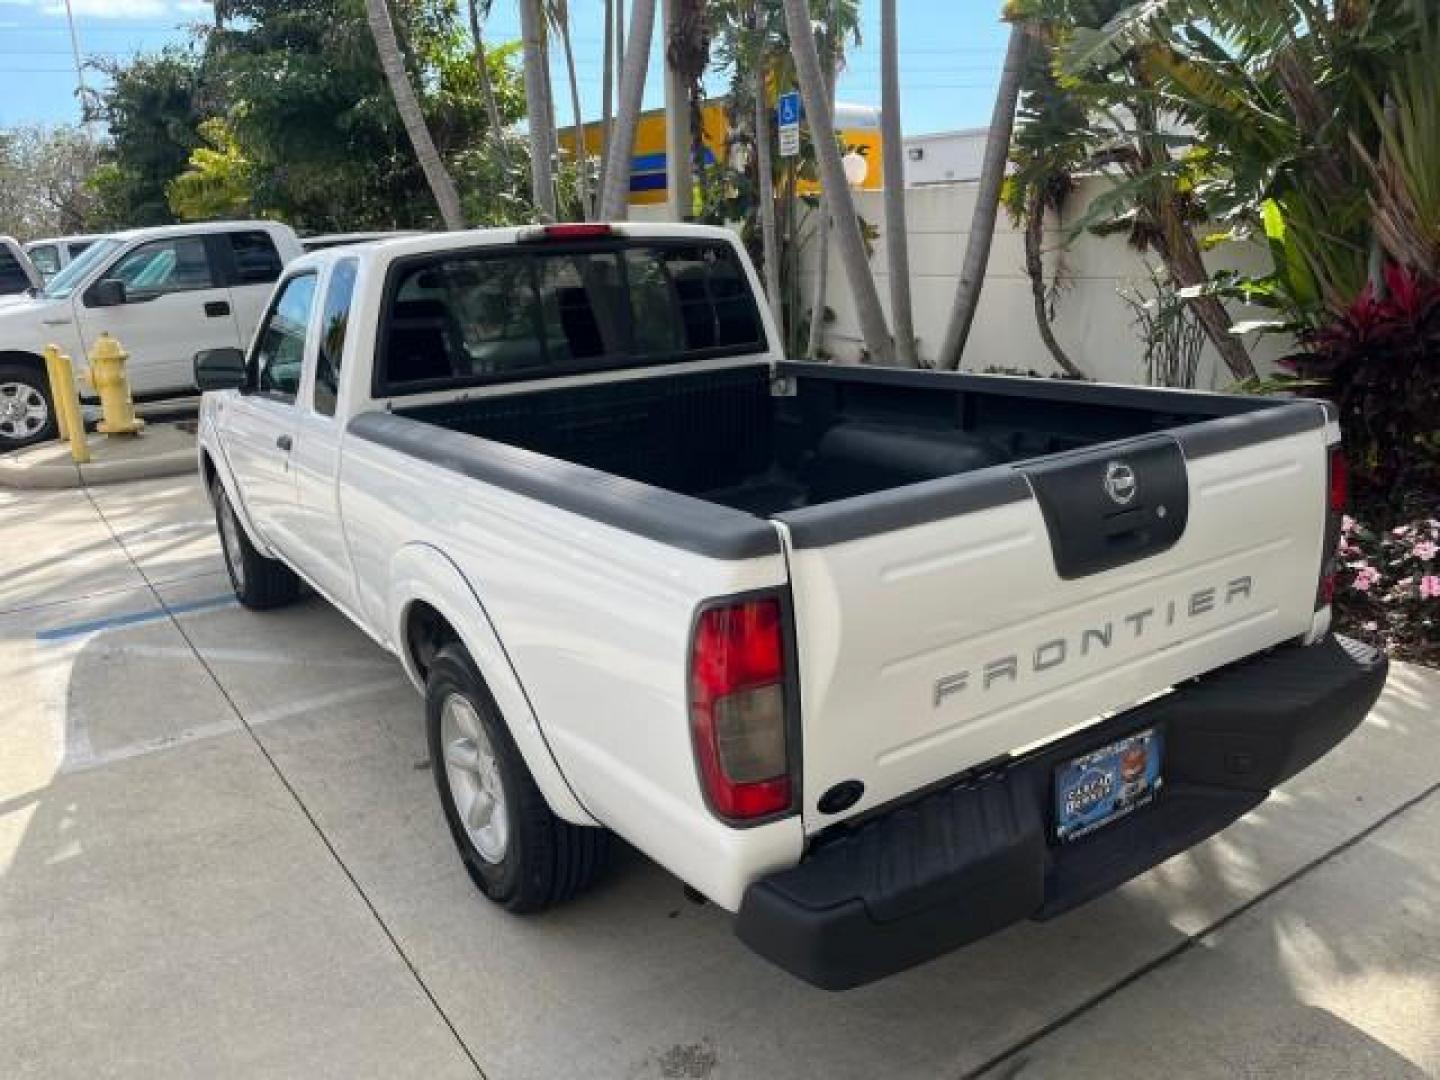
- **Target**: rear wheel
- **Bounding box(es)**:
[0,362,57,452]
[426,642,608,912]
[211,479,301,610]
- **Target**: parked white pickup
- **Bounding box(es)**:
[195,222,1387,989]
[0,220,302,450]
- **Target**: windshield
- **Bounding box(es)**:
[42,237,122,299]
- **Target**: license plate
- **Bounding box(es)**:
[1054,728,1164,842]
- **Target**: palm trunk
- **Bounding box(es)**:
[804,0,837,360]
[935,23,1027,370]
[598,0,657,221]
[598,0,615,200]
[557,8,592,219]
[880,0,916,366]
[466,0,511,171]
[753,59,782,328]
[782,0,893,365]
[519,0,557,220]
[1152,196,1256,381]
[364,0,465,230]
[1024,187,1083,378]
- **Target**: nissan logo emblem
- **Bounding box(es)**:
[1104,461,1137,505]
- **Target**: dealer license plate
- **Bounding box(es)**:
[1054,728,1164,842]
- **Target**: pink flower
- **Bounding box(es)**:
[1413,540,1438,562]
[1421,575,1440,600]
[1393,525,1414,538]
[1342,515,1357,535]
[1352,566,1382,592]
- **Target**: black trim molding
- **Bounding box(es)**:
[348,410,782,561]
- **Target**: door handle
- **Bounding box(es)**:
[276,434,293,452]
[205,300,231,318]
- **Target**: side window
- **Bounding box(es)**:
[228,231,283,285]
[314,259,358,417]
[103,236,216,298]
[66,241,94,260]
[29,245,60,279]
[0,248,33,293]
[252,274,317,402]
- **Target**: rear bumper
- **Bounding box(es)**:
[735,634,1387,990]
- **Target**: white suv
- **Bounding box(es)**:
[0,220,302,450]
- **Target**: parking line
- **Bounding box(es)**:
[34,594,237,642]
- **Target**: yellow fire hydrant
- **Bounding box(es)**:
[87,332,145,436]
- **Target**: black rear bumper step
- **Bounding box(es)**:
[735,635,1388,990]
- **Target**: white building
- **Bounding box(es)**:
[902,128,992,187]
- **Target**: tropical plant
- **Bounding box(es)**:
[167,118,257,221]
[518,0,558,220]
[1120,265,1206,388]
[1285,262,1440,496]
[548,0,593,219]
[466,0,513,171]
[880,0,917,365]
[364,0,466,228]
[782,0,894,364]
[936,17,1029,371]
[666,0,712,214]
[598,0,658,220]
[703,0,861,355]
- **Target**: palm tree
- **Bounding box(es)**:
[666,0,711,217]
[599,0,616,199]
[363,0,465,230]
[549,0,592,219]
[466,0,512,171]
[753,47,782,325]
[598,0,658,220]
[781,0,893,364]
[879,0,916,365]
[804,0,839,359]
[935,21,1027,370]
[518,0,557,220]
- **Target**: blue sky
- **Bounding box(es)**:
[0,0,1011,136]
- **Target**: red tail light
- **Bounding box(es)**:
[1318,446,1347,609]
[518,223,616,242]
[689,596,793,822]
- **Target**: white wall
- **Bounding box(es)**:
[805,178,1290,387]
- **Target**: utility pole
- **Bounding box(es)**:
[62,0,90,122]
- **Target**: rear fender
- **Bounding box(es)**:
[387,542,596,827]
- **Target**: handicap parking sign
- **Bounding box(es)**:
[777,91,801,157]
[777,91,801,127]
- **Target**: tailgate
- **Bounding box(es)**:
[775,404,1331,832]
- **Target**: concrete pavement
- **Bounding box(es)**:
[1,474,1437,1078]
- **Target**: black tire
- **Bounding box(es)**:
[0,361,58,452]
[211,479,302,610]
[426,643,608,912]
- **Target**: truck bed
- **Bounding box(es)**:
[395,361,1285,521]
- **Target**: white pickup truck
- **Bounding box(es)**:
[0,220,302,450]
[195,223,1387,990]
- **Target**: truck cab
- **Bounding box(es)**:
[0,220,302,450]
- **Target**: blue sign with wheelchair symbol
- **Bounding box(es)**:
[777,91,801,127]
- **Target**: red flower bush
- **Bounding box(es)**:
[1285,263,1440,497]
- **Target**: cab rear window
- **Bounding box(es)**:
[377,240,764,393]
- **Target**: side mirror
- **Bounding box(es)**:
[193,347,248,392]
[89,278,127,307]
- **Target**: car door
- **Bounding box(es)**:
[220,272,317,555]
[74,234,240,395]
[286,258,361,609]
